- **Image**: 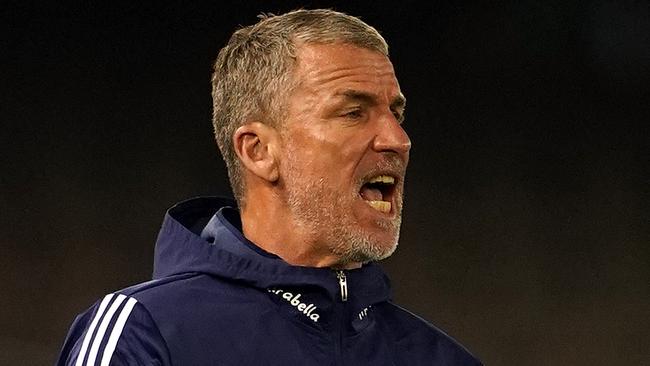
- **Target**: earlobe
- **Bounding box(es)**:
[233,123,280,183]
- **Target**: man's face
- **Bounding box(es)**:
[278,43,411,265]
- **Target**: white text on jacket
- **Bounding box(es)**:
[268,289,320,323]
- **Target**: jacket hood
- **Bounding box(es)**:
[152,197,392,308]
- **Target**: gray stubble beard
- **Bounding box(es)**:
[283,170,404,266]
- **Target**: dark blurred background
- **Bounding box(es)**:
[2,1,648,365]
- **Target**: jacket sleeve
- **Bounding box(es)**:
[57,293,171,366]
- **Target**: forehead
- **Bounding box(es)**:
[292,43,401,97]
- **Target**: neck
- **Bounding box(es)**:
[239,189,360,269]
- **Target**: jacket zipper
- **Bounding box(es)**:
[336,270,348,302]
[334,270,348,365]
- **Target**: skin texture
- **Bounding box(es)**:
[235,43,411,269]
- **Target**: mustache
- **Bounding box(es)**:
[359,154,408,184]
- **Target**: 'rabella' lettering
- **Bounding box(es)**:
[268,288,321,323]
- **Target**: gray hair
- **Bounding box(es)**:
[211,9,389,206]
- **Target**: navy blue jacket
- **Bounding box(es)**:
[58,197,482,365]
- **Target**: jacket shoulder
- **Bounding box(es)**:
[120,272,262,314]
[57,292,171,366]
[378,302,483,365]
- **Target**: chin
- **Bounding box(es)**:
[331,227,400,265]
[365,241,399,263]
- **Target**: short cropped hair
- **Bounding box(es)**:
[211,9,389,206]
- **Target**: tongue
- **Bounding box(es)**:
[360,185,383,201]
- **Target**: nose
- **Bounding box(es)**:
[372,113,411,158]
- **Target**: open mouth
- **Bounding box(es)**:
[359,175,396,213]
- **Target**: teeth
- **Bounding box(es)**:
[367,175,395,184]
[366,200,391,213]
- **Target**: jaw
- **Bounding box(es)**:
[329,196,402,264]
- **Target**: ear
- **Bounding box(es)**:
[233,122,280,183]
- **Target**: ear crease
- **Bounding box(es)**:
[234,123,280,183]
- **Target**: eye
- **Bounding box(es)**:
[392,110,405,124]
[343,108,363,119]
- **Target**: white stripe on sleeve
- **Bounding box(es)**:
[100,297,138,366]
[75,294,114,366]
[85,294,127,365]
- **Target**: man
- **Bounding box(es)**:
[58,9,482,365]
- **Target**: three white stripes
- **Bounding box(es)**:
[75,294,138,366]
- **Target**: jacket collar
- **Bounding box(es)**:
[152,197,392,308]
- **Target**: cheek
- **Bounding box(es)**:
[291,134,343,169]
[314,140,361,179]
[285,126,368,180]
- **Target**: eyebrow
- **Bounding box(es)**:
[335,89,406,110]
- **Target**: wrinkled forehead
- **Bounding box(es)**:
[292,42,402,97]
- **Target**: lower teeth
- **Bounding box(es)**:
[367,200,391,213]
